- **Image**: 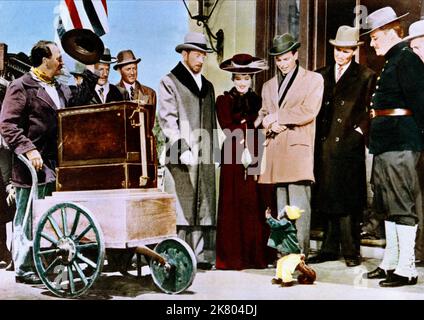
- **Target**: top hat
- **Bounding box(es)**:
[404,20,424,42]
[175,32,213,53]
[329,25,364,47]
[219,53,269,74]
[113,50,141,70]
[98,48,117,64]
[268,33,301,56]
[361,6,409,36]
[61,28,105,65]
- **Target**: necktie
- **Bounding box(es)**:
[336,66,343,82]
[130,86,135,100]
[98,87,104,103]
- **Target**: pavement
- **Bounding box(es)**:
[1,257,424,300]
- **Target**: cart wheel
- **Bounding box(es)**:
[150,237,196,294]
[33,202,105,298]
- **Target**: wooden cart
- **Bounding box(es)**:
[19,102,196,298]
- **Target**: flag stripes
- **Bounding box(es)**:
[59,0,108,37]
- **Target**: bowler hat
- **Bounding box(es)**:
[175,32,213,53]
[361,6,409,36]
[219,53,268,74]
[98,47,117,65]
[404,20,424,42]
[268,33,301,56]
[113,50,141,70]
[329,26,364,47]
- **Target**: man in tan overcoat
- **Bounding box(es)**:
[255,33,324,258]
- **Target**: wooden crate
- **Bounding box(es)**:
[33,189,177,248]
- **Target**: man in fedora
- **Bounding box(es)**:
[361,7,424,287]
[114,49,156,107]
[309,26,376,267]
[255,33,324,258]
[90,48,125,104]
[157,32,218,269]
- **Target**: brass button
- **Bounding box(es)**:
[337,118,342,123]
[335,137,340,142]
[370,102,374,106]
[340,100,345,106]
[325,101,330,105]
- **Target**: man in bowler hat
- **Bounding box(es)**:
[362,7,424,287]
[90,48,125,104]
[255,33,324,258]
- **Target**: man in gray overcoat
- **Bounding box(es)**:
[158,32,218,269]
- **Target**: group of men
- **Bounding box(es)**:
[1,5,424,290]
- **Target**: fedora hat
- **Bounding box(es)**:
[361,6,409,36]
[268,33,301,56]
[404,20,424,42]
[219,53,269,74]
[113,50,141,70]
[329,25,364,47]
[61,28,104,65]
[175,32,213,53]
[98,47,117,65]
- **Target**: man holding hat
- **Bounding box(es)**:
[255,33,324,258]
[157,32,218,269]
[90,48,125,104]
[309,26,376,267]
[361,7,424,287]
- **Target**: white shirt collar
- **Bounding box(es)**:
[335,61,352,80]
[122,81,135,92]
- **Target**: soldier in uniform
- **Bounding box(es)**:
[361,7,424,287]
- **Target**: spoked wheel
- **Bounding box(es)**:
[33,202,105,298]
[149,237,196,294]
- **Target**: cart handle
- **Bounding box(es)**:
[17,153,39,234]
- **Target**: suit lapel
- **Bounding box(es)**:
[35,87,57,110]
[279,67,305,109]
[335,61,359,94]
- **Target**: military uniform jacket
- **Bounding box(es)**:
[369,42,424,155]
[314,61,376,215]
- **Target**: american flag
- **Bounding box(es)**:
[56,0,109,39]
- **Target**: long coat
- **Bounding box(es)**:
[215,88,268,270]
[158,62,218,226]
[314,61,376,215]
[255,66,324,184]
[0,70,97,187]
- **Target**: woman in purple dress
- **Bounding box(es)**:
[215,54,270,270]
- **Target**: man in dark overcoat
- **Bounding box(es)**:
[157,32,218,269]
[0,40,97,284]
[310,26,376,267]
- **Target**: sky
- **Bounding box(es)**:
[0,0,188,92]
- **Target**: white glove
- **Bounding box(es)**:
[5,184,15,206]
[262,113,277,128]
[270,122,287,134]
[180,150,195,166]
[241,147,253,169]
